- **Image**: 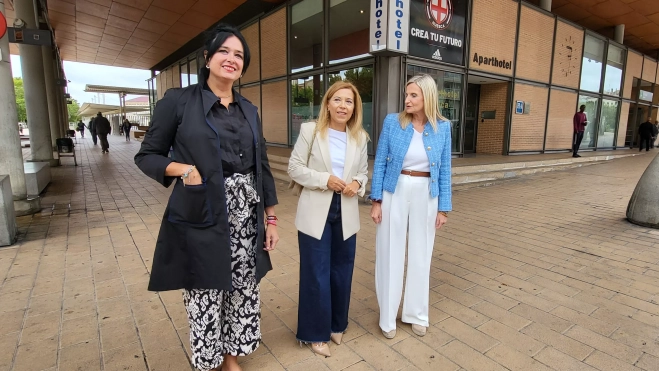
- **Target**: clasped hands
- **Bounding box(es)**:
[327,175,360,197]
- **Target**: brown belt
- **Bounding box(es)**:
[401,170,430,177]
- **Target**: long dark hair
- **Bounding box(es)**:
[200,24,251,82]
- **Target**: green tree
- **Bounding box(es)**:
[67,99,80,123]
[13,77,26,122]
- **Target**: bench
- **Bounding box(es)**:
[0,175,17,246]
[24,162,51,197]
[133,130,146,140]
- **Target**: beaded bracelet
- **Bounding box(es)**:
[181,165,196,186]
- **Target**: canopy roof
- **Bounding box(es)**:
[84,84,150,95]
[78,102,148,117]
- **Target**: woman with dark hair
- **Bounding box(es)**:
[135,24,279,371]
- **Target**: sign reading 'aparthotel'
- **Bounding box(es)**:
[408,0,467,65]
[369,0,410,55]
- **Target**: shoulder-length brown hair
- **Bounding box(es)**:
[316,81,369,145]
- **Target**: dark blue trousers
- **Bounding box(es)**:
[296,193,357,342]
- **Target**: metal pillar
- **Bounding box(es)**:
[615,24,625,44]
[14,0,57,166]
[0,0,40,215]
[42,47,61,154]
[540,0,551,12]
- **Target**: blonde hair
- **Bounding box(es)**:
[398,74,447,132]
[316,81,369,145]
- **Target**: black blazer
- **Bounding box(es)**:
[135,83,278,292]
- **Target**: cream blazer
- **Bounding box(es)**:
[288,122,369,240]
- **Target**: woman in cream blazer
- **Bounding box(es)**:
[288,81,369,357]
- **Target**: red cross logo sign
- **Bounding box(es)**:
[0,12,7,40]
[426,0,453,30]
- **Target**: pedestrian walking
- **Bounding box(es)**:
[370,74,452,339]
[638,118,654,152]
[572,105,588,157]
[288,81,369,357]
[134,24,279,371]
[122,118,132,141]
[88,118,97,145]
[76,120,85,138]
[94,112,112,153]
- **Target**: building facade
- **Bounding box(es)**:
[148,0,659,156]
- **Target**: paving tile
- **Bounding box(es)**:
[438,340,508,371]
[391,336,460,371]
[477,320,544,357]
[564,325,643,364]
[436,317,499,353]
[532,347,597,371]
[485,343,553,371]
[520,322,594,361]
[61,314,99,348]
[346,333,410,371]
[584,350,643,371]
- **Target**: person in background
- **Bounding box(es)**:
[652,120,658,149]
[76,120,86,138]
[572,105,588,158]
[135,24,278,371]
[638,117,654,152]
[122,118,132,141]
[288,81,369,357]
[88,117,97,145]
[94,112,112,153]
[370,74,452,340]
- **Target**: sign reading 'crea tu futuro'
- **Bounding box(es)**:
[408,0,467,65]
[369,0,411,55]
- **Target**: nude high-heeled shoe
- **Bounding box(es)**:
[299,341,331,357]
[330,332,343,345]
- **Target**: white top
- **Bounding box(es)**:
[329,128,347,179]
[402,130,430,172]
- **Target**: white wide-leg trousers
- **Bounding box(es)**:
[375,175,437,332]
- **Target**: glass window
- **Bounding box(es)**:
[189,58,198,85]
[603,45,623,96]
[329,66,374,153]
[180,62,189,88]
[407,65,463,152]
[597,99,618,148]
[578,95,599,149]
[291,74,324,144]
[639,80,654,102]
[329,0,369,64]
[580,35,605,93]
[291,0,323,73]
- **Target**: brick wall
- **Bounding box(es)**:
[469,0,517,76]
[618,102,630,147]
[260,8,287,80]
[510,83,548,151]
[241,23,260,84]
[240,85,261,114]
[642,57,657,83]
[476,83,508,154]
[261,80,288,144]
[623,52,643,99]
[516,6,554,83]
[545,89,577,150]
[551,21,584,89]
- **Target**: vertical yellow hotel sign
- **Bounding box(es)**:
[369,0,410,55]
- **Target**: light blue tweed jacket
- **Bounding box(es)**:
[370,113,453,211]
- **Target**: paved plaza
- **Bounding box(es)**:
[1,135,659,371]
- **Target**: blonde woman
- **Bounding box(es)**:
[288,81,369,357]
[370,74,452,339]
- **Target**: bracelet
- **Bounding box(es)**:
[439,211,448,217]
[181,165,196,186]
[266,220,277,226]
[266,215,278,221]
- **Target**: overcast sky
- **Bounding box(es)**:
[10,55,152,106]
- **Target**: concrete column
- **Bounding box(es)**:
[539,0,551,12]
[42,47,61,150]
[14,0,57,166]
[615,24,625,44]
[0,0,40,216]
[374,56,403,129]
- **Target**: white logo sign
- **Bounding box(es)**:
[432,49,442,60]
[369,0,410,55]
